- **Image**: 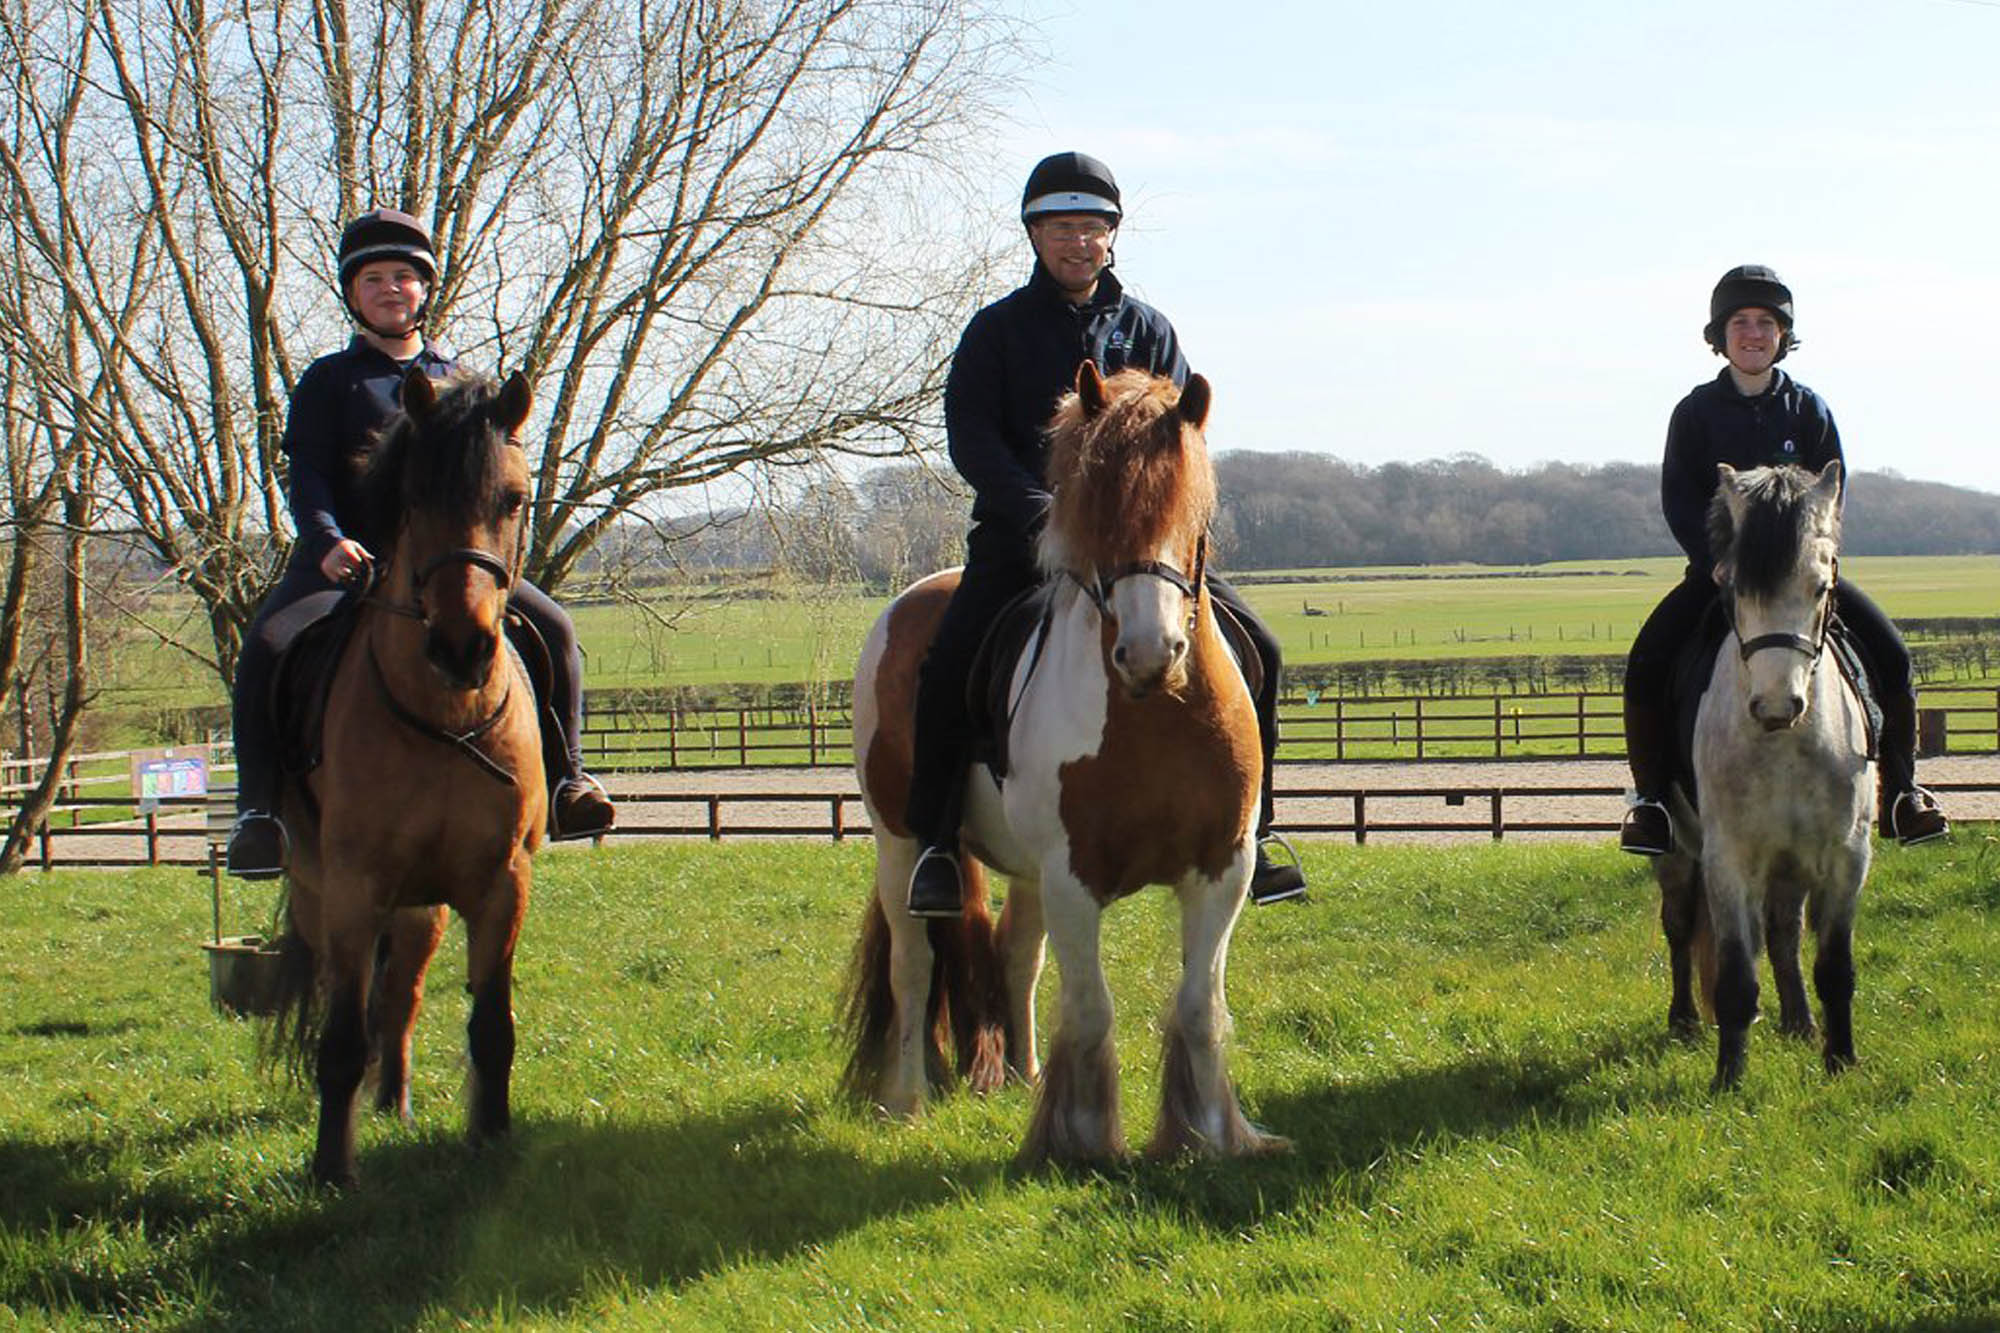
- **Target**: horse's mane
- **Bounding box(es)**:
[357,370,520,559]
[1708,464,1840,597]
[1041,369,1214,575]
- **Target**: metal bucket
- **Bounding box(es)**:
[201,935,283,1016]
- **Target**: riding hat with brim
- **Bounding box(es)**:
[1021,151,1122,223]
[338,208,437,333]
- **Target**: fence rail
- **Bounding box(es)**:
[17,778,2000,872]
[576,688,2000,769]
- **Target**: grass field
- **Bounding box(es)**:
[5,836,2000,1329]
[87,555,2000,724]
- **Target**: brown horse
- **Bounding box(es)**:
[268,368,547,1187]
[844,364,1285,1166]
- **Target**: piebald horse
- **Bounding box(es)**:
[1654,461,1874,1091]
[844,363,1284,1166]
[268,369,547,1187]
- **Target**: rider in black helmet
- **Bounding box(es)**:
[1618,264,1948,856]
[224,208,616,877]
[901,151,1308,917]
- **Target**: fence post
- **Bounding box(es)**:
[146,809,160,866]
[1415,697,1426,760]
[830,795,844,842]
[38,819,51,870]
[1489,791,1504,841]
[1353,793,1367,846]
[668,706,678,768]
[808,702,819,767]
[738,709,748,766]
[1492,696,1502,758]
[706,796,722,841]
[1335,697,1346,761]
[1577,693,1587,756]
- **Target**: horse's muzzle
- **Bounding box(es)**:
[1751,693,1806,731]
[426,625,500,690]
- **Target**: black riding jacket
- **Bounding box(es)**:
[1661,367,1844,580]
[944,263,1188,536]
[282,335,456,567]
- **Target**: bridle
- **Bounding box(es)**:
[1069,533,1208,635]
[1720,554,1837,666]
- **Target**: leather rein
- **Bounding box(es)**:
[349,540,526,787]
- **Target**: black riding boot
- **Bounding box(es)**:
[903,734,968,919]
[225,640,287,880]
[1248,727,1306,906]
[1876,692,1948,844]
[1620,692,1674,856]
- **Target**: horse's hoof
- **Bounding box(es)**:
[1708,1064,1745,1094]
[1823,1048,1857,1075]
[1777,1019,1818,1043]
[1667,1010,1703,1042]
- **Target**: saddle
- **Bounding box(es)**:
[266,591,560,790]
[964,580,1263,784]
[1667,600,1881,809]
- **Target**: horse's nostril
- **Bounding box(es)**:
[1113,645,1127,667]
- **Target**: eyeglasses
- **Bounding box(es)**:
[1035,219,1114,243]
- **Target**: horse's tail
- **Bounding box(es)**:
[258,896,322,1085]
[941,857,1008,1095]
[838,894,898,1105]
[839,856,1009,1106]
[1692,890,1718,1023]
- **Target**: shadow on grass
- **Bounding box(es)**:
[4,1099,1005,1329]
[1100,1019,1690,1233]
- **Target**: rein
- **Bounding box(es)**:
[366,645,520,786]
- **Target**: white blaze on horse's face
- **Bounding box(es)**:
[1103,551,1193,698]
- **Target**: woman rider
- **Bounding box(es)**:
[1619,264,1948,855]
[224,209,615,876]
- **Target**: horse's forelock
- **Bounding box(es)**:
[361,371,519,555]
[1045,371,1213,572]
[1712,466,1831,596]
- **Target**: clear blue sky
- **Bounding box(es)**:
[977,0,1999,491]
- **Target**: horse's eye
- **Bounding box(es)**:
[501,491,527,518]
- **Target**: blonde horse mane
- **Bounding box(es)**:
[1039,367,1215,578]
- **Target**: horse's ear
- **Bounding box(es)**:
[1177,374,1211,430]
[1076,360,1108,417]
[402,367,438,419]
[1813,458,1843,502]
[497,371,533,433]
[1715,463,1738,488]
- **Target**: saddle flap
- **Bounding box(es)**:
[964,582,1058,783]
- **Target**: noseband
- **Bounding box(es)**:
[1722,569,1834,666]
[1070,534,1208,633]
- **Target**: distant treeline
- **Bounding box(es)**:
[1209,454,2000,569]
[598,454,2000,586]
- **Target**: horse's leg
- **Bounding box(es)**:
[462,859,529,1145]
[367,906,449,1120]
[1018,874,1123,1168]
[871,835,935,1117]
[309,911,377,1188]
[996,877,1045,1084]
[1150,860,1286,1159]
[1811,879,1861,1074]
[1704,856,1760,1092]
[1656,852,1703,1040]
[1764,879,1816,1041]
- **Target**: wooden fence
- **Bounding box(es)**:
[18,776,2000,874]
[578,688,2000,769]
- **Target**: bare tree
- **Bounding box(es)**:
[1,0,1023,684]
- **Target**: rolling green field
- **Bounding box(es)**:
[91,555,2000,720]
[5,837,2000,1329]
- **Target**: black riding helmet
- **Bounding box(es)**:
[1705,263,1796,360]
[338,208,437,335]
[1020,151,1122,225]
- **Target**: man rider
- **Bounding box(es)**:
[903,151,1308,917]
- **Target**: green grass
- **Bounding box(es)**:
[6,835,2000,1328]
[87,556,2000,721]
